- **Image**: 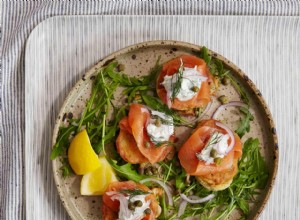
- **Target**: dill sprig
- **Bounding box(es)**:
[120,189,149,201]
[206,133,222,148]
[195,132,222,160]
[150,114,173,126]
[171,59,184,101]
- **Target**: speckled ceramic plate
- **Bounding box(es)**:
[52,40,278,220]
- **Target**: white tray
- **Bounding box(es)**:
[25,15,300,220]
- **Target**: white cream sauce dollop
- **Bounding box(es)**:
[146,110,174,143]
[161,66,207,102]
[196,132,230,165]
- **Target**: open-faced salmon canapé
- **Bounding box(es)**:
[102,181,161,220]
[178,119,242,191]
[116,103,175,164]
[156,55,215,113]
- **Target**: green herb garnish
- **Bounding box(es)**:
[150,114,173,126]
[158,193,168,220]
[141,94,188,126]
[196,132,222,161]
[227,74,250,104]
[106,62,143,87]
[106,158,147,182]
[50,125,76,160]
[141,55,162,86]
[171,59,184,101]
[120,189,149,201]
[198,46,212,65]
[197,47,250,104]
[60,157,73,177]
[206,133,222,148]
[235,107,254,138]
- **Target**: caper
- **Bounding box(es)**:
[145,142,151,148]
[117,63,125,72]
[194,108,201,116]
[134,200,143,207]
[221,76,230,85]
[151,166,158,175]
[144,208,151,215]
[155,118,162,127]
[134,94,142,102]
[133,94,142,103]
[128,202,135,210]
[210,149,218,158]
[145,168,153,176]
[214,157,222,165]
[191,86,199,92]
[218,95,229,104]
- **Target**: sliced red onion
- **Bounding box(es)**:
[139,178,173,206]
[177,195,201,217]
[177,200,188,217]
[212,101,249,119]
[180,193,215,204]
[215,122,235,153]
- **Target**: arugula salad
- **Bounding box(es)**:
[51,45,269,220]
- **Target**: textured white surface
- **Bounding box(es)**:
[25,16,300,220]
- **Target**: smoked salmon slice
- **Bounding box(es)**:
[156,55,214,111]
[116,104,174,164]
[178,119,242,176]
[102,181,161,220]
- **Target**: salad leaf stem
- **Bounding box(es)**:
[164,162,172,183]
[158,193,168,220]
[227,74,250,104]
[77,92,96,133]
[142,56,162,86]
[101,114,106,155]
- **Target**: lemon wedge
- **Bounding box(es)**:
[68,129,100,175]
[80,156,118,195]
